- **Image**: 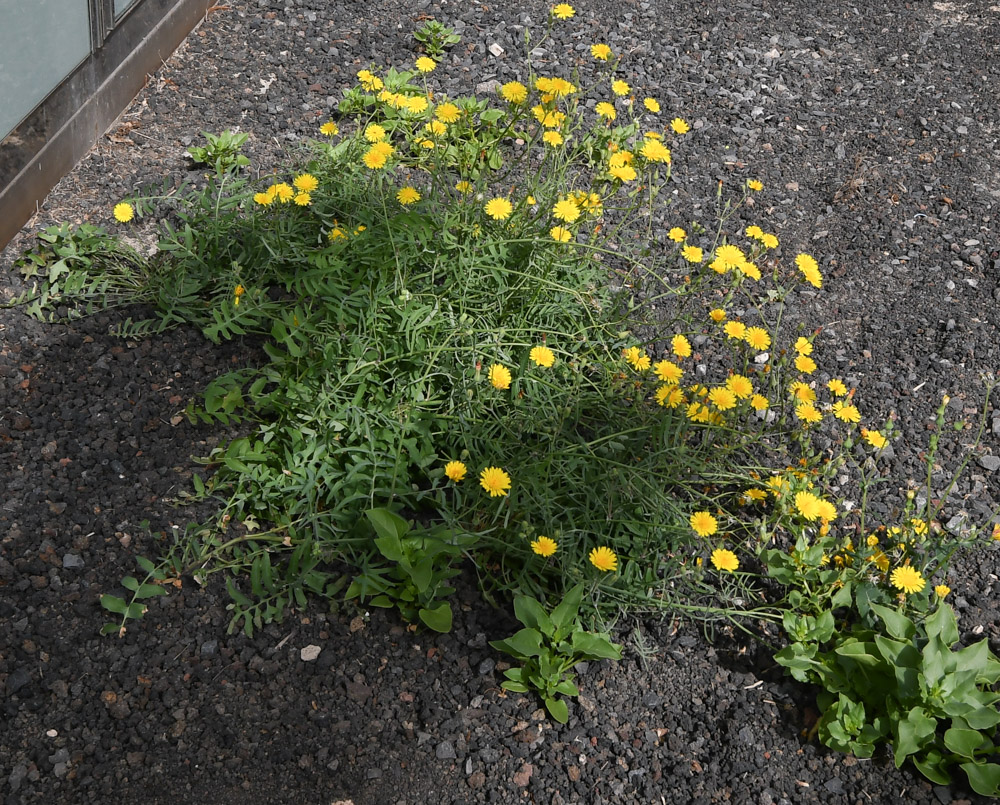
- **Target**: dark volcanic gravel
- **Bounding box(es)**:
[2,1,1000,803]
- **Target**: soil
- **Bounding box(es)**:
[2,1,1000,803]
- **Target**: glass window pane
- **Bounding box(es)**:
[0,0,91,139]
[115,0,139,18]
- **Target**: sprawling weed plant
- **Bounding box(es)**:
[9,4,1000,793]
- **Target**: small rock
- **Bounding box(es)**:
[436,741,456,760]
[300,644,322,662]
[62,554,84,569]
[513,762,533,787]
[478,658,495,675]
[467,771,486,788]
[200,640,219,658]
[978,455,1000,472]
[488,42,504,57]
[345,680,371,703]
[6,667,31,694]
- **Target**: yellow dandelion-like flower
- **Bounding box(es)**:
[425,120,447,136]
[670,117,690,134]
[709,308,726,323]
[543,131,564,147]
[794,337,814,355]
[795,355,817,374]
[273,183,295,203]
[911,518,928,536]
[488,364,512,390]
[550,226,572,243]
[715,244,746,270]
[744,327,771,351]
[653,360,683,384]
[293,173,319,192]
[531,536,558,557]
[795,404,823,424]
[762,233,779,249]
[484,197,513,220]
[293,192,312,206]
[397,186,421,205]
[724,321,747,340]
[500,81,528,104]
[690,511,718,537]
[609,164,637,182]
[789,381,816,403]
[320,121,339,136]
[833,402,861,423]
[612,79,630,96]
[403,95,429,114]
[890,565,926,595]
[589,546,618,572]
[113,202,134,223]
[934,584,951,599]
[595,102,617,121]
[747,179,763,191]
[711,548,739,572]
[552,3,575,19]
[750,394,770,411]
[455,180,473,194]
[362,149,388,170]
[364,124,387,143]
[552,198,580,223]
[444,461,467,482]
[726,374,754,399]
[415,56,436,73]
[863,429,888,449]
[357,69,384,91]
[591,43,612,60]
[435,103,461,123]
[668,228,686,242]
[529,346,555,367]
[640,139,670,163]
[795,491,823,521]
[672,334,692,358]
[643,97,661,113]
[682,245,704,263]
[796,253,824,288]
[827,378,848,396]
[709,387,737,411]
[746,225,764,240]
[253,192,273,206]
[479,466,512,497]
[816,499,837,521]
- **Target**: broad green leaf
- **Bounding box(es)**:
[913,749,952,786]
[834,640,881,666]
[925,602,960,646]
[555,679,579,697]
[870,603,915,641]
[893,707,937,767]
[571,630,623,661]
[944,727,985,758]
[120,576,140,593]
[135,555,158,575]
[549,583,584,637]
[961,761,1000,797]
[418,603,452,633]
[99,594,127,615]
[490,627,542,659]
[514,595,554,635]
[545,696,569,724]
[366,508,409,542]
[134,583,167,600]
[830,580,853,610]
[501,679,529,693]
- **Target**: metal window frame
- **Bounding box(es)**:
[0,0,212,251]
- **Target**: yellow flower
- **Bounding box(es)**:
[746,225,764,240]
[911,518,928,536]
[364,124,387,142]
[795,404,823,424]
[527,196,537,206]
[863,429,888,449]
[455,181,473,194]
[485,197,513,220]
[795,253,824,288]
[744,327,771,351]
[273,183,294,202]
[715,244,746,270]
[643,97,661,113]
[552,3,575,19]
[690,511,718,537]
[612,79,630,96]
[531,536,558,557]
[827,378,848,396]
[750,394,769,411]
[670,117,689,134]
[795,337,814,355]
[552,198,580,223]
[425,120,447,136]
[595,102,617,121]
[529,346,555,367]
[789,381,816,403]
[320,121,339,136]
[434,103,461,124]
[293,192,312,206]
[589,546,618,572]
[488,364,512,390]
[711,548,739,572]
[668,334,690,359]
[444,461,468,482]
[682,245,703,263]
[543,131,564,147]
[890,565,926,595]
[795,491,822,521]
[500,81,528,104]
[357,69,384,91]
[709,387,737,411]
[656,384,686,409]
[726,374,753,399]
[293,173,319,192]
[609,164,637,182]
[761,233,779,249]
[550,226,572,243]
[253,192,273,206]
[816,499,837,521]
[640,139,671,163]
[833,402,861,423]
[737,261,761,280]
[653,360,683,383]
[709,308,726,323]
[415,56,436,73]
[591,43,612,60]
[724,321,747,340]
[403,95,429,114]
[328,227,346,241]
[935,584,951,598]
[397,186,421,205]
[113,202,134,223]
[795,355,817,374]
[479,466,512,497]
[747,179,763,191]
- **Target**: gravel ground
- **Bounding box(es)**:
[2,1,1000,803]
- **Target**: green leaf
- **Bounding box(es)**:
[944,727,985,758]
[893,707,937,767]
[830,580,853,610]
[870,603,915,641]
[134,583,167,599]
[135,555,158,575]
[925,602,960,646]
[961,761,1000,797]
[554,679,579,697]
[99,594,127,615]
[571,630,623,661]
[514,595,553,635]
[100,622,124,636]
[545,697,569,723]
[490,627,543,659]
[418,603,452,633]
[549,583,584,636]
[500,679,529,693]
[120,576,140,592]
[913,749,952,786]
